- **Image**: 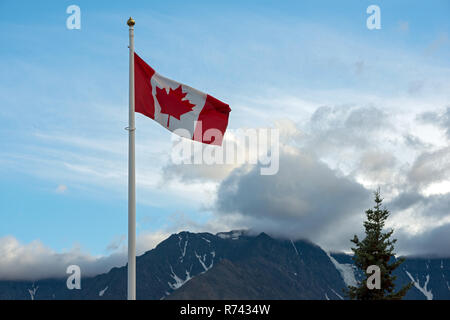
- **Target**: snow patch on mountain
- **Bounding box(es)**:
[201,237,211,243]
[327,252,357,287]
[405,270,433,300]
[178,235,188,262]
[290,240,300,256]
[330,288,344,300]
[99,286,108,297]
[28,284,39,300]
[168,265,193,290]
[195,251,214,273]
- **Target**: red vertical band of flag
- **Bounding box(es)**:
[135,53,155,119]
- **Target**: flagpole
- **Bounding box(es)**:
[127,16,136,301]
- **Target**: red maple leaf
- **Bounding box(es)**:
[155,85,195,127]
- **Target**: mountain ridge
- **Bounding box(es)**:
[0,230,449,300]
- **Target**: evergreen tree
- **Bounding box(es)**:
[347,189,412,300]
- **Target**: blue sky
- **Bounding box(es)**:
[0,1,449,278]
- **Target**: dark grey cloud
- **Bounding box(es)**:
[424,194,450,219]
[215,151,372,250]
[396,222,450,257]
[389,191,450,219]
[389,191,427,211]
[407,146,450,188]
[210,103,450,255]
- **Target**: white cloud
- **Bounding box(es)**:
[0,230,171,281]
[0,236,108,280]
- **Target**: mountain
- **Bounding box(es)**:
[168,232,347,300]
[0,230,449,300]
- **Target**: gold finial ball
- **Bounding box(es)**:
[127,17,135,26]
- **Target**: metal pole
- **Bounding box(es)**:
[127,16,136,301]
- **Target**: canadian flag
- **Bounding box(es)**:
[134,53,231,146]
